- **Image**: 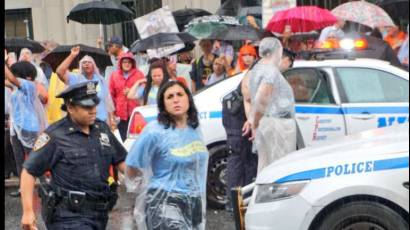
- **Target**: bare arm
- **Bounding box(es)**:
[241,73,252,137]
[116,161,126,174]
[5,64,21,88]
[56,46,80,84]
[20,169,37,230]
[252,83,274,128]
[5,79,13,89]
[125,166,143,179]
[127,79,146,100]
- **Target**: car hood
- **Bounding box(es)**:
[256,124,409,184]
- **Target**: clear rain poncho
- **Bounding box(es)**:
[248,37,297,173]
[125,120,209,230]
[9,78,48,148]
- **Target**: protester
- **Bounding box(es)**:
[397,25,409,69]
[125,81,208,230]
[127,60,170,105]
[46,71,66,124]
[4,56,48,197]
[20,81,127,230]
[164,58,188,86]
[97,36,129,67]
[384,26,406,51]
[318,19,345,42]
[245,37,297,173]
[56,46,116,129]
[205,57,228,86]
[190,39,218,92]
[109,52,145,141]
[229,44,258,76]
[212,40,234,67]
[19,48,49,90]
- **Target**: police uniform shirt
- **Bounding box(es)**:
[23,117,127,199]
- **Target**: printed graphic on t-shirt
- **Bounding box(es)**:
[170,141,207,157]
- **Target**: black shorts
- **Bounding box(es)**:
[145,189,203,230]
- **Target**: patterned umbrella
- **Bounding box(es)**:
[184,15,240,39]
[265,6,338,34]
[331,1,395,29]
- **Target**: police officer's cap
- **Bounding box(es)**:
[57,81,100,110]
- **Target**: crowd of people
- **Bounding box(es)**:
[4,19,409,229]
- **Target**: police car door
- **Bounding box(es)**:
[334,67,409,134]
[283,68,346,146]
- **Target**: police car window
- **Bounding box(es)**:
[283,68,333,104]
[335,68,409,103]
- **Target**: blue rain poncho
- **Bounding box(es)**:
[125,120,208,230]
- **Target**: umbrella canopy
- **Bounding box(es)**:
[42,44,111,72]
[66,0,135,24]
[172,8,212,32]
[375,0,409,27]
[207,25,263,41]
[331,1,395,29]
[265,6,338,34]
[5,37,45,54]
[185,15,240,39]
[130,32,197,53]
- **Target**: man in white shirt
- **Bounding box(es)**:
[318,19,346,42]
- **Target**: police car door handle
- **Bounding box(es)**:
[296,116,310,120]
[351,114,375,120]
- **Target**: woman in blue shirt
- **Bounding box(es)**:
[125,81,208,230]
[127,60,170,106]
[5,58,48,197]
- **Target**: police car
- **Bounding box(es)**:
[242,123,409,230]
[124,58,409,208]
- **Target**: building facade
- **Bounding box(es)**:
[5,0,222,48]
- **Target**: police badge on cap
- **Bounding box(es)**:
[57,81,101,110]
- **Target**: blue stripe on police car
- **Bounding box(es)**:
[274,156,409,184]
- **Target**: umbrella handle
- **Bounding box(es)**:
[99,24,103,39]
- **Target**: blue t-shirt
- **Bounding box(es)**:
[10,79,39,131]
[126,121,209,195]
[67,73,110,121]
[136,85,159,105]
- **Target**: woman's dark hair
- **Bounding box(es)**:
[10,61,37,81]
[157,81,199,129]
[143,60,170,105]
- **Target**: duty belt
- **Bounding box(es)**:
[54,186,110,211]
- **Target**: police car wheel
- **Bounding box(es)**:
[316,200,408,230]
[206,144,230,209]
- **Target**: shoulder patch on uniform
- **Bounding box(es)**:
[33,133,51,151]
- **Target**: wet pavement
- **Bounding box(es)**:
[5,184,235,230]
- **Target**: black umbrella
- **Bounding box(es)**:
[130,32,197,53]
[66,0,134,24]
[67,0,135,39]
[172,8,212,32]
[5,37,45,54]
[42,44,111,72]
[207,25,263,41]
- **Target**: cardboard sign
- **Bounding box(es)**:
[134,6,184,58]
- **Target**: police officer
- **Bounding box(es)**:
[20,81,127,230]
